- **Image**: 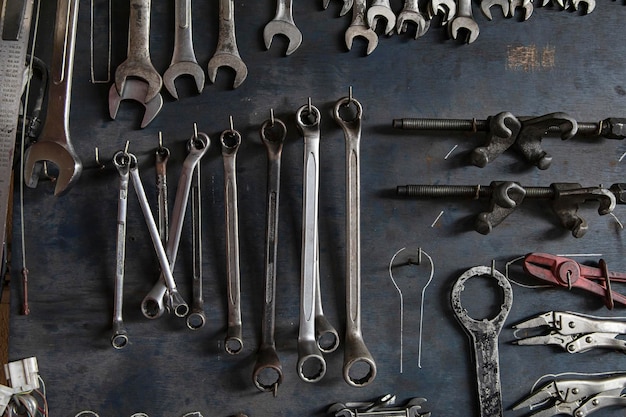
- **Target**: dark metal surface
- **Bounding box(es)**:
[8,1,626,416]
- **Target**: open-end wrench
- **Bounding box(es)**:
[345,0,378,55]
[207,0,248,89]
[507,0,533,19]
[111,151,131,349]
[428,0,457,24]
[114,0,162,103]
[333,92,377,387]
[367,0,396,35]
[186,164,205,330]
[108,79,163,129]
[141,132,209,319]
[323,0,354,16]
[295,102,327,383]
[264,0,303,56]
[252,116,286,395]
[221,125,243,354]
[24,0,82,196]
[397,0,430,38]
[480,0,509,20]
[571,0,595,13]
[163,0,205,99]
[449,0,480,43]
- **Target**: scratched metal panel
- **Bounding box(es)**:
[7,0,626,416]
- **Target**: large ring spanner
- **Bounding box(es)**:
[141,132,210,319]
[333,93,376,387]
[252,117,286,394]
[451,266,512,417]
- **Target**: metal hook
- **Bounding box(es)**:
[229,115,234,131]
[270,108,275,126]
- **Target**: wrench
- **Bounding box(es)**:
[108,79,163,128]
[141,132,209,319]
[111,151,131,349]
[345,0,378,55]
[186,164,205,330]
[315,246,340,353]
[367,0,396,36]
[333,93,377,387]
[428,0,457,24]
[252,116,286,394]
[449,0,480,43]
[221,125,243,354]
[207,0,248,88]
[264,0,302,56]
[295,102,327,383]
[479,0,509,19]
[508,0,533,19]
[24,0,82,196]
[323,0,354,16]
[114,0,162,103]
[571,0,595,13]
[155,144,170,245]
[451,266,512,417]
[163,0,205,99]
[396,0,430,38]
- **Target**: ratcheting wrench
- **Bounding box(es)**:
[345,0,378,55]
[24,0,82,196]
[264,0,303,56]
[334,92,376,387]
[207,0,247,88]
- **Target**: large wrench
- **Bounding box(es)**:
[108,78,163,129]
[263,0,302,56]
[397,0,430,38]
[252,117,286,394]
[367,0,396,35]
[333,93,377,387]
[141,133,210,319]
[24,0,82,196]
[451,266,512,417]
[221,126,243,354]
[345,0,378,55]
[163,0,205,99]
[207,0,248,88]
[186,164,205,330]
[449,0,480,43]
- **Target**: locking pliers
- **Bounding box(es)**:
[512,311,626,353]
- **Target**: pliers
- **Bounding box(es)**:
[512,374,626,417]
[523,253,626,309]
[512,311,626,353]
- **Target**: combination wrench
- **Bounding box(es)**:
[221,123,243,354]
[345,0,378,55]
[449,0,480,43]
[367,0,396,36]
[163,0,205,99]
[141,132,210,319]
[252,116,286,394]
[207,0,248,89]
[397,0,431,38]
[333,92,376,387]
[186,164,205,330]
[24,0,82,196]
[263,0,303,56]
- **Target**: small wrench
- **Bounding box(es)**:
[507,0,533,19]
[221,125,243,354]
[186,164,205,330]
[163,0,205,99]
[264,0,303,56]
[428,0,457,24]
[449,0,480,43]
[24,0,82,196]
[367,0,396,36]
[315,246,340,353]
[252,116,286,394]
[155,143,170,245]
[397,0,430,38]
[480,0,509,20]
[323,0,354,16]
[345,0,378,55]
[207,0,248,88]
[108,78,163,128]
[333,93,377,387]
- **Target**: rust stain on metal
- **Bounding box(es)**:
[507,45,555,71]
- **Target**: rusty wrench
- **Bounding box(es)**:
[263,0,303,56]
[345,0,378,55]
[207,0,247,88]
[163,0,205,99]
[24,0,82,196]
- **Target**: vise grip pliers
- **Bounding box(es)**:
[512,311,626,353]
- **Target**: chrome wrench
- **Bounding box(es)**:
[155,143,170,245]
[367,0,396,35]
[345,0,378,55]
[186,164,205,329]
[263,0,303,56]
[141,132,210,319]
[449,0,480,43]
[333,93,377,387]
[207,0,248,88]
[252,116,286,394]
[397,0,431,38]
[221,124,243,354]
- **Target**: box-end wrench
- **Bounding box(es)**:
[263,0,303,56]
[24,0,82,196]
[186,164,205,330]
[207,0,248,89]
[221,125,243,354]
[323,0,354,16]
[397,0,430,39]
[155,143,170,246]
[367,0,396,36]
[449,0,479,43]
[345,0,378,55]
[111,151,131,349]
[333,93,377,387]
[252,116,286,395]
[141,132,210,319]
[163,0,205,99]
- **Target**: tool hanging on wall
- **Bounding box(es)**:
[327,394,431,417]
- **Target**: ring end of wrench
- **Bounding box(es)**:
[186,309,207,330]
[253,347,283,393]
[225,324,243,354]
[297,341,327,383]
[111,320,129,349]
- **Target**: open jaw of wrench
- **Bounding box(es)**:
[480,0,533,19]
[334,93,377,387]
[367,0,397,35]
[207,0,248,88]
[221,127,243,354]
[186,164,205,330]
[141,132,210,319]
[252,117,286,394]
[397,0,431,39]
[108,80,163,128]
[451,266,513,417]
[263,0,303,56]
[449,0,480,43]
[429,0,457,25]
[345,0,378,55]
[323,0,354,16]
[24,0,82,196]
[163,0,205,99]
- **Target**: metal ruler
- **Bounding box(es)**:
[0,0,34,249]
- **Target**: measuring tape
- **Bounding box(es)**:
[0,0,35,249]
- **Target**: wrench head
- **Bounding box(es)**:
[323,0,353,16]
[428,0,457,24]
[480,0,509,19]
[449,17,480,43]
[114,60,163,103]
[366,6,397,35]
[207,54,248,89]
[345,26,379,55]
[396,11,431,39]
[162,61,205,100]
[108,80,163,128]
[24,140,82,196]
[263,20,303,56]
[508,0,534,19]
[571,0,595,13]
